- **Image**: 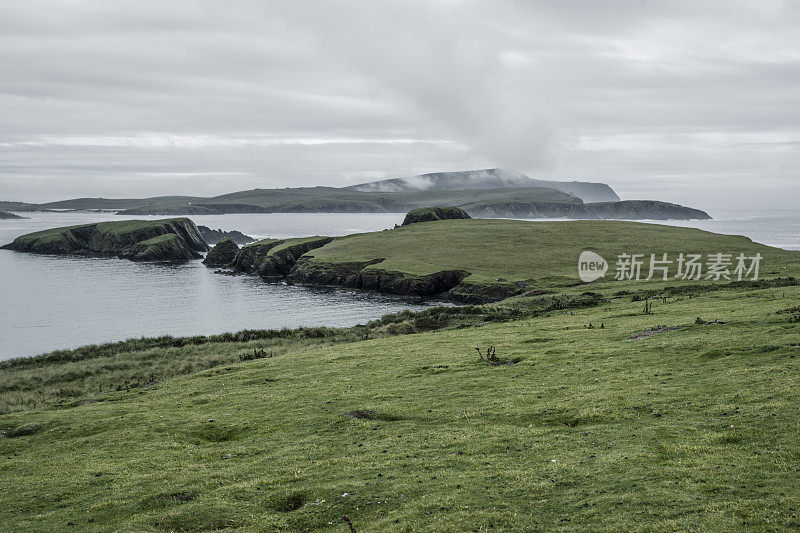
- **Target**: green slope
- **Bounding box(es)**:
[298,219,799,290]
[1,284,799,530]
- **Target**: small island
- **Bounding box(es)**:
[1,218,209,261]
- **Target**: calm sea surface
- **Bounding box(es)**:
[1,209,797,360]
[0,212,424,360]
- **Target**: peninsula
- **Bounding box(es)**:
[208,212,792,302]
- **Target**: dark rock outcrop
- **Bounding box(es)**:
[1,218,209,261]
[120,233,203,261]
[226,236,478,299]
[229,237,334,279]
[203,238,240,266]
[402,206,471,225]
[197,226,254,245]
[222,233,521,303]
[289,258,472,298]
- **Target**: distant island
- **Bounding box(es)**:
[0,168,712,221]
[346,168,620,203]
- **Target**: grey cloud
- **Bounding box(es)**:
[0,0,798,209]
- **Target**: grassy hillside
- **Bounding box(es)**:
[1,284,799,530]
[9,218,190,243]
[300,219,800,290]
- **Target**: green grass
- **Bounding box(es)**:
[94,218,191,236]
[8,218,190,246]
[0,306,527,414]
[268,236,330,255]
[136,233,179,246]
[2,221,799,530]
[243,238,282,248]
[2,284,800,530]
[304,219,800,289]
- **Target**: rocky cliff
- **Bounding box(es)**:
[1,218,209,261]
[203,238,240,266]
[229,237,334,278]
[197,226,255,245]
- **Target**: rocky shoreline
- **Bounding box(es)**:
[209,235,520,304]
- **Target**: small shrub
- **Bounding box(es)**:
[239,348,271,361]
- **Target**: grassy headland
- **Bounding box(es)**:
[280,219,800,301]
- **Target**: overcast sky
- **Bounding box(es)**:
[1,0,799,210]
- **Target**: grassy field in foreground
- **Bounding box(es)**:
[303,219,800,289]
[1,284,799,531]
